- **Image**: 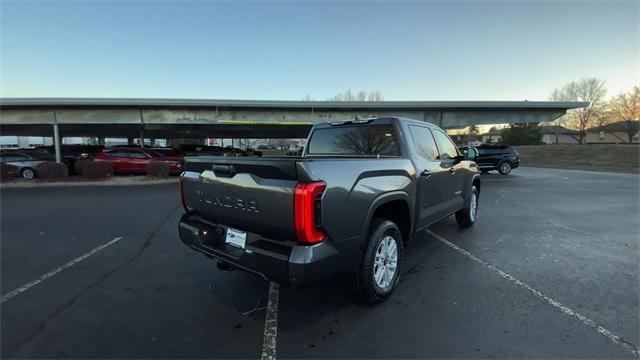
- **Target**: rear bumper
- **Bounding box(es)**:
[179,214,350,286]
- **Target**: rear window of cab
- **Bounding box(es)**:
[307,124,400,156]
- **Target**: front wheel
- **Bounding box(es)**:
[358,219,403,304]
[455,186,479,228]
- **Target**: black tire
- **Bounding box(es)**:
[358,218,403,304]
[455,185,479,228]
[21,167,36,180]
[497,161,512,175]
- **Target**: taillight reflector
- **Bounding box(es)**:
[294,181,326,244]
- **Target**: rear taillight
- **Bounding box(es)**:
[294,181,326,244]
[178,173,186,210]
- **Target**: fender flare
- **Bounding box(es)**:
[464,174,482,202]
[360,191,413,248]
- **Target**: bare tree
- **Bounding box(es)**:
[608,86,640,143]
[550,77,607,143]
[368,90,384,101]
[328,90,384,101]
[274,139,296,150]
[344,90,355,101]
[244,139,260,149]
[467,125,479,143]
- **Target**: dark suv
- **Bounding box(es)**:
[461,145,520,175]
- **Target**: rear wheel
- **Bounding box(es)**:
[455,186,479,228]
[21,168,36,180]
[358,218,403,304]
[497,161,512,175]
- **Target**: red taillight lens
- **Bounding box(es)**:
[294,181,326,244]
[178,173,186,210]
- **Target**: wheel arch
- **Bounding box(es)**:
[472,174,481,194]
[362,191,413,248]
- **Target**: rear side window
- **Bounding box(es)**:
[307,124,400,156]
[408,126,438,161]
[432,130,459,160]
[146,150,165,157]
[0,154,28,162]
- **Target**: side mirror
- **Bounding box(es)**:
[461,147,478,161]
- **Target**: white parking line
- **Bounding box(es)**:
[261,281,279,360]
[425,229,640,357]
[1,236,123,304]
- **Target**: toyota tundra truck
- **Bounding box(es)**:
[178,117,480,303]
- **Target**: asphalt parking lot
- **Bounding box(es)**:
[1,167,638,359]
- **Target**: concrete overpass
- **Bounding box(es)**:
[0,97,587,161]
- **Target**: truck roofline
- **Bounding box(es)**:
[312,116,441,129]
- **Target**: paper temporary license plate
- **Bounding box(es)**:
[225,228,247,249]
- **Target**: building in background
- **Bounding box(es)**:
[481,127,504,144]
[586,121,640,144]
[539,125,580,145]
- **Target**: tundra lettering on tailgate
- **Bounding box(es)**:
[195,190,259,213]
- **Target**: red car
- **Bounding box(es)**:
[148,147,184,158]
[95,147,183,174]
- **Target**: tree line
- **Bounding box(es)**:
[549,78,639,144]
[502,80,638,145]
[302,90,384,102]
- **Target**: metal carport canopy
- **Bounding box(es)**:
[0,97,588,136]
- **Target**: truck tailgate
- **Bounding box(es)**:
[181,157,299,241]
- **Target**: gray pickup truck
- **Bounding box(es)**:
[179,117,480,303]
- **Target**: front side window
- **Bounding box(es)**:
[128,150,148,159]
[408,126,438,161]
[106,150,129,158]
[432,130,459,160]
[307,124,400,156]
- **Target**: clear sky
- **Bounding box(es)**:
[1,1,638,101]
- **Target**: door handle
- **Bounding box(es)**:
[449,167,457,174]
[421,169,432,178]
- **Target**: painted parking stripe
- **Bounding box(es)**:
[1,236,123,304]
[261,281,279,360]
[425,229,640,357]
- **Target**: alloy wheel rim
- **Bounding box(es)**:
[501,163,510,173]
[23,170,34,180]
[470,192,478,221]
[373,235,398,289]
